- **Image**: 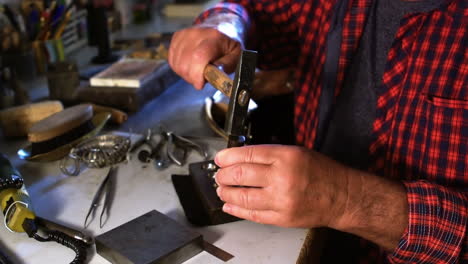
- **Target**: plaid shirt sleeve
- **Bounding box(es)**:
[194,0,302,70]
[387,181,468,263]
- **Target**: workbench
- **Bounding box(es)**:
[0,16,308,263]
[0,82,307,264]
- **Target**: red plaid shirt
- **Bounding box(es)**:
[197,0,468,262]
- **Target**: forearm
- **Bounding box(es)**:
[331,167,408,251]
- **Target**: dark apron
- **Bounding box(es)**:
[315,0,443,262]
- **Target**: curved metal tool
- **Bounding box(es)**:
[165,131,208,166]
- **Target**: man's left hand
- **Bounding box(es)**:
[214,145,349,229]
[214,144,409,250]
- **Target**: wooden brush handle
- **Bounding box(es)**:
[91,104,128,125]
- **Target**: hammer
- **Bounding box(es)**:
[163,49,257,146]
[202,50,257,148]
[170,50,258,228]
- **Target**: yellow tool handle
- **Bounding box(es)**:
[0,154,35,233]
[0,189,35,233]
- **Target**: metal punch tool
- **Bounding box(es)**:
[151,132,171,170]
[135,128,172,168]
[84,166,117,228]
[136,129,156,163]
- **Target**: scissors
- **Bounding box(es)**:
[84,166,117,228]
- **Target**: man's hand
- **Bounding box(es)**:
[214,145,409,250]
[168,27,242,90]
[214,145,349,228]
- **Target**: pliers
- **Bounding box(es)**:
[134,127,208,168]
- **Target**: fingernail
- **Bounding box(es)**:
[216,186,222,197]
[214,149,227,165]
[213,171,219,184]
[223,203,231,213]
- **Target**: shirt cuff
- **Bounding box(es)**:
[194,2,250,27]
[193,3,249,46]
[387,180,467,263]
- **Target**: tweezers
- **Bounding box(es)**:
[84,166,117,228]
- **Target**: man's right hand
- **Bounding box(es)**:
[168,27,242,90]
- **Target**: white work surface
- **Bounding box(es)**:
[0,134,307,264]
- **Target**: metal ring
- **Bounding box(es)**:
[63,134,131,174]
[60,155,81,176]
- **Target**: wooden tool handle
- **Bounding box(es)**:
[160,52,233,97]
[203,65,233,97]
[91,104,128,125]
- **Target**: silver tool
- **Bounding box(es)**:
[135,127,208,168]
[84,166,117,228]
